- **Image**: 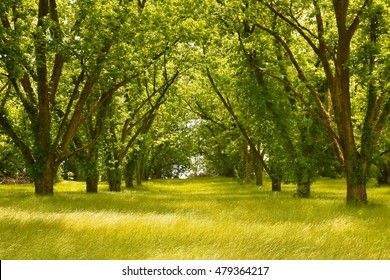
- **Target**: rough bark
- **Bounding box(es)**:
[345,157,368,204]
[333,0,369,204]
[34,156,56,195]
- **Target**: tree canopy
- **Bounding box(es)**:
[1,0,389,204]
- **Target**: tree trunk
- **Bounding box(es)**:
[86,173,99,193]
[124,157,136,189]
[107,166,121,192]
[85,147,99,193]
[271,177,281,192]
[34,175,55,195]
[242,141,252,183]
[253,150,263,186]
[136,156,142,186]
[345,158,368,204]
[269,164,282,191]
[125,175,134,189]
[34,157,56,195]
[332,0,369,205]
[295,181,311,198]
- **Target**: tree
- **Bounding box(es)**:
[204,50,286,189]
[102,54,182,191]
[238,0,390,204]
[0,0,144,194]
[140,98,197,180]
[99,0,210,190]
[179,72,244,178]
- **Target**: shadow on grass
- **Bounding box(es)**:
[1,177,390,259]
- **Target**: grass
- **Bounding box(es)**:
[0,177,389,260]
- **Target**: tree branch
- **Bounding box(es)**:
[258,0,320,56]
[206,68,271,175]
[347,0,371,38]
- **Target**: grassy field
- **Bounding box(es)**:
[0,177,389,260]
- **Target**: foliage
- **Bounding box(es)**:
[0,0,389,205]
[0,135,26,177]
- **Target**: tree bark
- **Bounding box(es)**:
[295,181,311,198]
[345,157,368,204]
[87,150,99,193]
[253,149,263,186]
[333,0,368,204]
[34,156,56,195]
[86,173,99,193]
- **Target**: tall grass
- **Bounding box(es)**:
[0,177,389,259]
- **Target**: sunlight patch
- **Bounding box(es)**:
[325,217,356,232]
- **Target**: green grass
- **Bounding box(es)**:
[0,177,389,260]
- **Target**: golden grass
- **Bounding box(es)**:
[0,177,389,259]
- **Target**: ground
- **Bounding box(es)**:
[0,177,389,259]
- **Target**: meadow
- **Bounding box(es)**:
[0,177,389,260]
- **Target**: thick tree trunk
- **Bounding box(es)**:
[86,166,99,193]
[332,0,369,205]
[86,173,99,193]
[34,157,56,195]
[35,175,55,195]
[345,158,368,204]
[295,181,311,198]
[346,181,367,204]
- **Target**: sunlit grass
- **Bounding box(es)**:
[0,177,389,259]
